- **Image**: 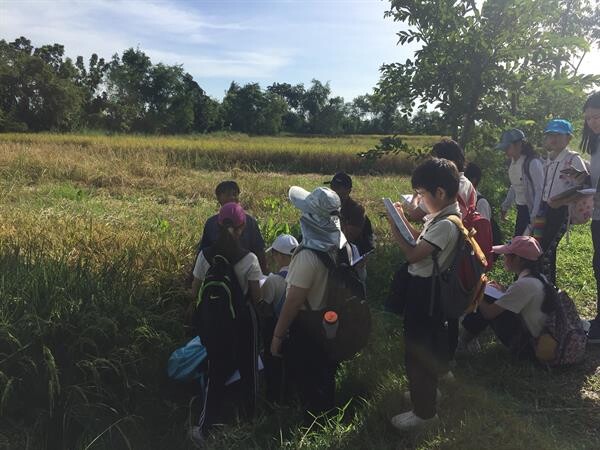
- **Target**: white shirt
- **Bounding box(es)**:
[193,251,262,295]
[408,202,461,277]
[475,191,491,221]
[286,249,329,310]
[508,155,527,205]
[495,270,547,337]
[541,148,588,202]
[261,266,288,305]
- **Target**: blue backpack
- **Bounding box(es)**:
[167,336,207,382]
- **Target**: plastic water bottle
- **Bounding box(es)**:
[322,311,339,339]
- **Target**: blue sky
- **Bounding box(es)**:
[1,0,598,101]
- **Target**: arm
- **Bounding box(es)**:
[191,277,202,300]
[528,158,545,222]
[478,299,506,320]
[501,185,516,217]
[256,250,268,275]
[477,198,491,221]
[270,285,308,356]
[248,280,261,304]
[387,213,436,263]
[406,202,427,222]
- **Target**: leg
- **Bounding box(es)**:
[489,310,534,358]
[514,204,530,237]
[588,221,600,342]
[462,308,492,337]
[540,206,568,285]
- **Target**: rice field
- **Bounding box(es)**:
[0,133,598,449]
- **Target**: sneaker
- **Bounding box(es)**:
[188,426,205,449]
[390,410,439,431]
[440,370,455,383]
[588,319,600,344]
[402,389,442,403]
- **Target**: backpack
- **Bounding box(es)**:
[296,245,371,362]
[476,193,503,246]
[431,215,488,319]
[533,284,587,367]
[458,197,494,271]
[167,336,207,383]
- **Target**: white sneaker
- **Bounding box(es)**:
[188,426,205,449]
[440,370,455,383]
[402,388,442,402]
[390,410,439,430]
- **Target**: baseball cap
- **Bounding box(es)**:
[492,236,542,261]
[266,234,299,255]
[217,202,246,227]
[289,186,341,218]
[325,172,352,189]
[495,129,526,150]
[544,119,573,135]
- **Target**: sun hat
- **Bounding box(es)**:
[217,202,246,227]
[544,119,573,135]
[289,186,341,217]
[266,234,299,256]
[495,129,526,150]
[324,172,352,189]
[492,236,542,261]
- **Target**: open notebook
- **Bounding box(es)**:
[383,198,417,247]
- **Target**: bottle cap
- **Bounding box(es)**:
[324,311,338,323]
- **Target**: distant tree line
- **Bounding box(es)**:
[0,36,448,136]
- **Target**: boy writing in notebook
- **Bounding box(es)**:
[385,158,460,430]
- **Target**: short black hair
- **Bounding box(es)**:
[215,180,240,196]
[464,162,482,186]
[411,158,459,198]
[431,139,465,172]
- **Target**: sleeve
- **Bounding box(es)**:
[261,274,277,304]
[528,158,545,222]
[244,253,263,281]
[192,251,210,281]
[501,185,516,213]
[421,219,454,251]
[361,216,375,253]
[569,153,588,174]
[286,251,316,290]
[477,198,491,221]
[494,280,530,314]
[249,216,265,254]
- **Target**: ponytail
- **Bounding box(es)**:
[520,140,538,159]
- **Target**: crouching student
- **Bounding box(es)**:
[459,236,550,359]
[189,202,263,440]
[258,234,298,402]
[270,186,346,417]
[386,158,461,430]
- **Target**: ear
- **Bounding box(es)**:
[436,187,447,200]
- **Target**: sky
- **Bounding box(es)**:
[1,0,598,101]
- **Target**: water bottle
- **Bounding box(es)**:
[322,311,339,339]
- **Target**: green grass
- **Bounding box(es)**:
[0,135,598,449]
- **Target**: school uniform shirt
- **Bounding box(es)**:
[501,156,544,224]
[419,174,476,217]
[198,213,265,256]
[508,155,527,205]
[494,270,547,337]
[408,202,461,277]
[541,148,588,202]
[193,251,262,296]
[261,266,289,305]
[475,191,491,221]
[590,141,600,221]
[286,249,329,311]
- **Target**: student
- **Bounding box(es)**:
[464,162,491,220]
[539,119,588,284]
[581,92,600,343]
[406,139,476,221]
[326,172,375,255]
[340,198,368,283]
[197,180,267,273]
[386,158,461,430]
[259,234,298,401]
[459,236,551,359]
[496,129,544,236]
[190,202,263,440]
[270,186,346,416]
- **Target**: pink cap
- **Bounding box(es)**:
[492,236,542,261]
[218,202,246,227]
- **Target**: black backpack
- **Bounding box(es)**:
[296,244,371,362]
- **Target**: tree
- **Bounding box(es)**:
[378,0,600,146]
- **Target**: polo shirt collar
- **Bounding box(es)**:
[424,201,461,222]
[549,147,570,163]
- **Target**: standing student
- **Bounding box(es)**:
[406,139,476,221]
[460,236,550,359]
[386,158,461,430]
[258,234,298,401]
[581,92,600,343]
[340,198,368,283]
[496,129,544,236]
[326,172,375,255]
[190,202,263,440]
[270,186,346,416]
[197,180,267,273]
[464,162,491,220]
[539,119,588,284]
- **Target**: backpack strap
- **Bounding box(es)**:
[524,155,535,187]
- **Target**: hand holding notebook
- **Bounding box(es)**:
[383,198,417,247]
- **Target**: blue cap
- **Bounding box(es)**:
[544,119,573,135]
[495,129,526,150]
